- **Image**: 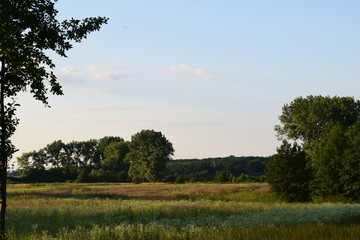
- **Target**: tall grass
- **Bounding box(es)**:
[6,183,360,239]
[7,224,360,240]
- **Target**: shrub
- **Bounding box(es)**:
[266,141,311,202]
[175,176,185,184]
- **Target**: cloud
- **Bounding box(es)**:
[84,88,136,95]
[86,64,133,82]
[61,66,80,75]
[58,65,134,84]
[151,64,220,80]
[65,105,150,113]
[59,66,85,84]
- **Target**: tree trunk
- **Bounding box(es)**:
[0,59,7,239]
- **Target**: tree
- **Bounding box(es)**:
[18,139,100,182]
[0,0,108,235]
[101,141,130,182]
[311,124,348,198]
[237,173,250,183]
[17,149,47,171]
[66,140,101,168]
[274,95,360,202]
[44,140,65,168]
[342,120,360,201]
[75,168,89,183]
[214,170,228,183]
[312,120,360,201]
[266,141,311,202]
[275,95,360,156]
[125,130,174,183]
[246,159,265,173]
[98,136,124,160]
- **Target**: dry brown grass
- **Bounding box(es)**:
[8,183,271,201]
[88,183,270,200]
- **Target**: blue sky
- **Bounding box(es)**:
[12,0,360,162]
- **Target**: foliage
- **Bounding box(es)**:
[0,0,108,168]
[102,141,129,170]
[74,169,89,183]
[125,130,174,183]
[175,176,185,184]
[275,95,360,155]
[18,141,269,183]
[342,121,360,201]
[237,173,251,183]
[312,120,360,201]
[214,170,228,183]
[17,131,176,183]
[0,0,108,234]
[266,141,311,202]
[273,95,360,202]
[167,156,268,182]
[97,141,130,182]
[0,0,108,103]
[213,170,250,183]
[18,139,101,171]
[17,137,129,183]
[311,124,347,197]
[98,136,124,160]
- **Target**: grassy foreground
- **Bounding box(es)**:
[5,183,360,239]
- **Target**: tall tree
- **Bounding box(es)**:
[44,140,65,168]
[98,136,124,160]
[0,0,108,235]
[126,130,174,183]
[274,95,360,202]
[275,95,360,156]
[101,141,130,182]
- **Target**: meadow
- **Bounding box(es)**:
[5,183,360,239]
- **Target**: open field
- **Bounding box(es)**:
[6,183,360,239]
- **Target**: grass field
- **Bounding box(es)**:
[5,183,360,239]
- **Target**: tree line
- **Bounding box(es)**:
[16,95,360,203]
[17,129,174,183]
[266,95,360,202]
[167,156,268,183]
[15,133,268,184]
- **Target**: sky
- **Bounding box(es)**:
[11,0,360,163]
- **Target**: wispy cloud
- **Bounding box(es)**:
[59,65,134,83]
[84,88,136,95]
[59,66,85,84]
[65,105,150,113]
[86,64,133,82]
[151,64,220,80]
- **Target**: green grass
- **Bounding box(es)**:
[5,183,360,239]
[10,224,360,240]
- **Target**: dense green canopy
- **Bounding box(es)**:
[269,95,360,202]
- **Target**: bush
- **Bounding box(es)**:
[75,169,89,183]
[175,176,185,184]
[164,175,176,183]
[214,170,228,183]
[266,141,311,202]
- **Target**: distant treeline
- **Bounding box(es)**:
[167,156,268,183]
[13,131,269,183]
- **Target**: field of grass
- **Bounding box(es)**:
[5,183,360,239]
